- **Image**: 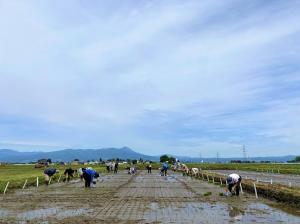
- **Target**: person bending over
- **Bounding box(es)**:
[161,162,169,176]
[83,168,99,188]
[44,168,59,185]
[63,168,77,182]
[226,173,242,196]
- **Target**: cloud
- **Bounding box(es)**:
[0,0,300,157]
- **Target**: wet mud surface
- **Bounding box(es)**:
[212,170,300,187]
[1,171,300,223]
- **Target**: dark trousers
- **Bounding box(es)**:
[83,172,92,188]
[63,173,74,182]
[148,167,152,173]
[114,167,118,173]
[228,177,242,196]
[161,168,167,176]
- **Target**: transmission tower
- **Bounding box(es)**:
[242,145,247,161]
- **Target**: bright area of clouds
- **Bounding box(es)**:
[0,0,300,157]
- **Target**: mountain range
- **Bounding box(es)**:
[0,147,156,163]
[0,147,297,163]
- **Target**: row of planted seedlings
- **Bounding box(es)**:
[0,173,67,195]
[188,163,300,175]
[0,165,110,195]
[184,170,300,208]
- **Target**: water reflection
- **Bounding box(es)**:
[228,206,245,220]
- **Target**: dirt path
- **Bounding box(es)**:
[1,170,300,223]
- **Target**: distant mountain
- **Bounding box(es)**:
[0,147,157,163]
[0,147,296,163]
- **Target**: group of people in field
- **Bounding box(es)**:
[43,167,100,188]
[43,161,242,196]
[170,161,242,196]
[105,161,119,173]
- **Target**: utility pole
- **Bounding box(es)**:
[199,153,203,163]
[242,145,247,161]
[216,152,219,163]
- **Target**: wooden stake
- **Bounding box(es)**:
[49,177,52,185]
[240,183,244,195]
[22,179,28,189]
[270,179,273,185]
[3,182,9,195]
[253,183,258,199]
[220,178,222,186]
[36,177,39,187]
[289,182,292,188]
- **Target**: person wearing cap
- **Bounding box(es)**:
[226,173,242,196]
[44,168,59,185]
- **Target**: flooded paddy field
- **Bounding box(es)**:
[211,170,300,187]
[1,171,300,223]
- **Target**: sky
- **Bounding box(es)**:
[0,0,300,157]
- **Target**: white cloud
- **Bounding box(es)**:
[0,0,300,156]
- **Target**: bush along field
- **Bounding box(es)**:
[0,164,107,194]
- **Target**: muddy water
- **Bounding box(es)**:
[144,201,300,223]
[0,171,300,223]
[16,207,91,220]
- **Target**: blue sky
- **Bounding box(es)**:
[0,0,300,157]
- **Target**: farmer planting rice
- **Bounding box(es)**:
[191,167,199,177]
[78,167,85,180]
[105,162,110,172]
[161,161,169,176]
[179,163,189,175]
[146,164,152,173]
[226,173,242,196]
[172,162,177,172]
[63,168,77,182]
[82,168,99,188]
[44,168,59,185]
[127,166,137,174]
[114,161,119,174]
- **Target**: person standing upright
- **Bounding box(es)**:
[114,161,119,174]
